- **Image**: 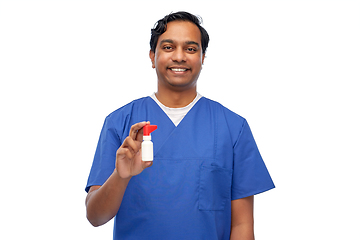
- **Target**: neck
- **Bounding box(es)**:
[155,86,197,108]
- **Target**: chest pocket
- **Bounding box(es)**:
[199,165,233,211]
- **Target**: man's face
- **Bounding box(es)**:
[149,21,205,92]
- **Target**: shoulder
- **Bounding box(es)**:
[201,97,246,123]
[102,97,151,137]
[201,97,247,144]
[106,97,151,121]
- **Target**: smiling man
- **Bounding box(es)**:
[85,11,275,240]
[150,20,204,100]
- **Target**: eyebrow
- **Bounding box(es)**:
[185,41,200,47]
[159,39,174,45]
[160,39,200,47]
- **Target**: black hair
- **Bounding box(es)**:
[150,11,210,54]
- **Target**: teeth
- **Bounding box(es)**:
[171,68,187,72]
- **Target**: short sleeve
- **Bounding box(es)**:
[231,120,275,200]
[85,116,121,192]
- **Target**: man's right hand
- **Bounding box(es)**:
[115,121,153,179]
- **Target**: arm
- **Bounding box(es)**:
[85,173,130,227]
[230,195,255,240]
[85,121,152,227]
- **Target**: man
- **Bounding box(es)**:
[85,11,274,240]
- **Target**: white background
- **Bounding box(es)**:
[1,0,359,239]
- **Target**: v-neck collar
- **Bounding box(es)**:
[148,94,203,128]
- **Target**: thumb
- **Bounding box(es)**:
[143,161,153,168]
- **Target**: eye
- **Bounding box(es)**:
[162,45,173,51]
[186,47,198,53]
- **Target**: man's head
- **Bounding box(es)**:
[150,11,209,55]
[149,12,210,93]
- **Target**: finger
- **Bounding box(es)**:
[129,121,150,140]
[121,137,141,156]
[135,121,150,142]
[117,147,134,161]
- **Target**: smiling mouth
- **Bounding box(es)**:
[169,68,189,72]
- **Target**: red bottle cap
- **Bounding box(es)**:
[143,125,157,136]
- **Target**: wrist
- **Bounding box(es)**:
[114,168,132,181]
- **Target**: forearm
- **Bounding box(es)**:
[230,196,255,240]
[85,169,131,227]
[230,223,255,240]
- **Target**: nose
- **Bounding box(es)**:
[171,48,186,62]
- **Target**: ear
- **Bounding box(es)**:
[201,53,205,65]
[149,50,155,68]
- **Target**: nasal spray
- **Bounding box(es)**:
[142,125,157,161]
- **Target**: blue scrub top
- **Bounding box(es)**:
[86,97,275,240]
